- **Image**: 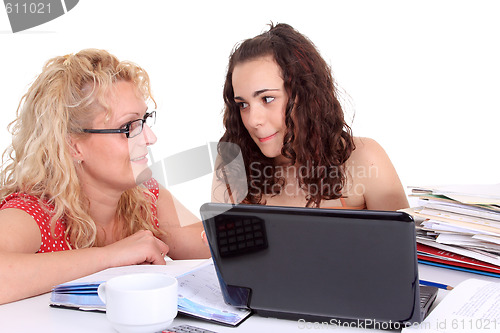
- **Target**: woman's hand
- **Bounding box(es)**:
[103,230,169,266]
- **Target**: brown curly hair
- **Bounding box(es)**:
[217,23,355,207]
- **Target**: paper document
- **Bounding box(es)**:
[176,260,251,326]
[402,279,500,332]
[410,184,500,205]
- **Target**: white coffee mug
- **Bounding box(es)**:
[98,273,178,333]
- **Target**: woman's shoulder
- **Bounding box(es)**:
[0,192,71,253]
[352,136,384,151]
[0,192,56,230]
[345,137,409,210]
[348,137,389,166]
[343,136,396,189]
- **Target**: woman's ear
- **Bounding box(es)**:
[66,135,85,164]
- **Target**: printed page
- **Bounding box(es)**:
[403,279,500,332]
[177,259,252,326]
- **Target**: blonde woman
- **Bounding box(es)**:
[0,49,210,305]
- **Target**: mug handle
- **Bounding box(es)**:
[97,282,107,303]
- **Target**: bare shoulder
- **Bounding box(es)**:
[346,137,393,173]
[350,137,388,162]
[345,137,409,210]
[352,136,383,150]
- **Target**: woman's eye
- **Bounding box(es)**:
[129,120,142,131]
[120,122,131,130]
[263,96,275,104]
[238,102,249,110]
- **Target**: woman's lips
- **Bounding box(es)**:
[130,155,148,163]
[259,132,278,143]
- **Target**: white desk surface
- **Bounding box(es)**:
[0,260,498,333]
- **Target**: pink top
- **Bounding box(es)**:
[0,178,160,253]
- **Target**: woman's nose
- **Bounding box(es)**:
[142,124,157,146]
[246,105,265,128]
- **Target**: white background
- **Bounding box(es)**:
[1,0,499,214]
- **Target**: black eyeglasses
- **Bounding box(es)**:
[82,111,156,139]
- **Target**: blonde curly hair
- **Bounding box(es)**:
[0,48,160,249]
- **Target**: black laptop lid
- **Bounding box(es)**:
[200,203,423,325]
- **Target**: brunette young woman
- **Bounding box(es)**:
[212,23,409,211]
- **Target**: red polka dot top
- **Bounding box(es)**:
[0,178,160,253]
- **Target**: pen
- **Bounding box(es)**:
[419,279,454,290]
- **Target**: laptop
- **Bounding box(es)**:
[200,203,438,328]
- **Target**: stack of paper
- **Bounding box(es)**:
[407,184,500,277]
